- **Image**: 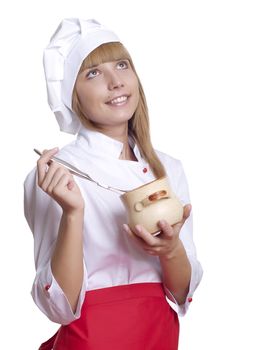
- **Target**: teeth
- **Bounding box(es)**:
[110,96,127,104]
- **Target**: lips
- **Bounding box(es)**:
[106,95,129,105]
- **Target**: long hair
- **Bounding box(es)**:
[72,42,166,178]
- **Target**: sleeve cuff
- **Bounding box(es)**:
[32,261,88,325]
[163,255,203,316]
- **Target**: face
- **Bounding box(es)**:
[74,59,139,131]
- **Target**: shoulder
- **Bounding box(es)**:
[24,165,37,192]
[24,140,78,179]
[56,139,80,160]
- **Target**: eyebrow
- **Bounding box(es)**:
[85,59,128,72]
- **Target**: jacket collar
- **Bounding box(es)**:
[77,127,143,161]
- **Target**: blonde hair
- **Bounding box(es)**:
[72,42,166,178]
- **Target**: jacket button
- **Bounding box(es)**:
[188,297,193,303]
[143,167,148,173]
[44,284,51,291]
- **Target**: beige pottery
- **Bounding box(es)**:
[121,176,183,234]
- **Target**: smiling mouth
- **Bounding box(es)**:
[107,95,129,105]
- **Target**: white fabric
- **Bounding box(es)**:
[24,128,203,325]
[43,18,120,134]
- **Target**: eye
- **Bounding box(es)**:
[116,60,129,70]
[86,69,100,79]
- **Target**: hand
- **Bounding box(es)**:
[123,204,192,259]
[37,148,84,213]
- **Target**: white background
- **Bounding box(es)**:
[1,0,260,349]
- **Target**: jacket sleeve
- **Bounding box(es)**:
[24,168,88,325]
[164,158,203,316]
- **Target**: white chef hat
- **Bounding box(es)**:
[43,18,120,134]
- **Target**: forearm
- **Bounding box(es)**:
[159,239,191,305]
[51,209,84,312]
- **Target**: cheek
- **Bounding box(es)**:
[76,80,100,105]
[133,90,140,109]
[132,82,140,106]
[78,89,98,110]
[132,77,138,90]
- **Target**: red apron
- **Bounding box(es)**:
[39,283,179,350]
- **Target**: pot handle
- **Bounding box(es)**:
[134,190,169,212]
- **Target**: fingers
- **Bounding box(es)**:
[157,220,173,238]
[123,224,157,256]
[124,204,192,242]
[123,223,175,258]
[134,224,160,246]
[37,147,74,195]
[52,173,75,197]
[35,147,84,213]
[123,204,192,258]
[123,224,162,247]
[37,147,59,185]
[43,167,73,195]
[183,204,192,221]
[168,203,192,234]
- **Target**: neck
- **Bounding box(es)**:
[89,123,137,161]
[95,123,128,143]
[119,142,137,161]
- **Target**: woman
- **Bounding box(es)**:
[24,18,203,350]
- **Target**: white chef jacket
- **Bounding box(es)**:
[24,127,203,325]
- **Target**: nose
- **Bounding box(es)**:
[107,71,124,90]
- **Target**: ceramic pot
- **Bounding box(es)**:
[121,176,183,234]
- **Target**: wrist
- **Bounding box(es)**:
[62,207,84,221]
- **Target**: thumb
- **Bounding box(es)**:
[183,204,192,222]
